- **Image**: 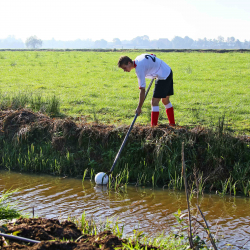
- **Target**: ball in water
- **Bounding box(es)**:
[95,172,109,185]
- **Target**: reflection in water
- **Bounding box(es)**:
[1,170,250,249]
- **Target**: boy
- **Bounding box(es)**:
[117,54,175,126]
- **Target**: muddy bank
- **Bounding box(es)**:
[0,218,160,249]
[0,109,249,192]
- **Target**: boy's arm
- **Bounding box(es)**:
[136,87,145,115]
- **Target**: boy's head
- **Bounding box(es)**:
[117,56,134,72]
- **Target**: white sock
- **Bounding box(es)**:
[164,102,173,109]
[151,106,159,112]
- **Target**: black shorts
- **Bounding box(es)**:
[153,70,174,98]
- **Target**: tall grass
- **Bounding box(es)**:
[0,91,60,116]
[0,189,21,220]
[69,211,190,249]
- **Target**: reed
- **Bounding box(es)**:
[0,189,21,220]
[82,168,88,182]
[242,180,250,197]
[70,210,190,249]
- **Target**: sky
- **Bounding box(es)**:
[1,0,250,42]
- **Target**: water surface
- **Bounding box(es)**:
[1,170,250,249]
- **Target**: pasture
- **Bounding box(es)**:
[0,50,249,133]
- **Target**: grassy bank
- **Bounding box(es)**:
[0,109,249,196]
[0,50,249,133]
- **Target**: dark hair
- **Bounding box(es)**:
[117,56,133,67]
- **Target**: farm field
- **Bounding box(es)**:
[0,50,249,134]
[0,50,249,250]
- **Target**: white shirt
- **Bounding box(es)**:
[134,54,171,89]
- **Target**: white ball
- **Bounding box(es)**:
[95,172,109,185]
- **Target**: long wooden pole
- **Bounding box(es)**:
[109,78,155,174]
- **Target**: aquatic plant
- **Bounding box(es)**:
[242,180,250,197]
[69,210,191,249]
[82,168,88,182]
[0,189,21,220]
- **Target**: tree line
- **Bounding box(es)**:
[1,35,250,49]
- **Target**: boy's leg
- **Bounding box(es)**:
[151,98,160,126]
[162,96,175,125]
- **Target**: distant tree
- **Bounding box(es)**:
[195,38,204,48]
[131,35,150,48]
[183,36,194,48]
[25,36,42,49]
[156,38,171,49]
[131,36,143,47]
[142,35,150,47]
[243,40,250,49]
[142,35,149,40]
[226,37,235,43]
[218,36,224,42]
[202,37,208,48]
[113,38,121,46]
[171,36,184,49]
[94,39,107,48]
[226,37,236,48]
[206,38,214,48]
[235,39,242,49]
[0,35,25,49]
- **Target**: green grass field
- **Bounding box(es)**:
[0,50,249,133]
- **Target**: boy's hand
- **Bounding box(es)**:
[136,107,142,115]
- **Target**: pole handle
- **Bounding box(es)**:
[110,78,155,173]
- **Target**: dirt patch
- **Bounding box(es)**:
[5,218,82,241]
[0,218,159,250]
